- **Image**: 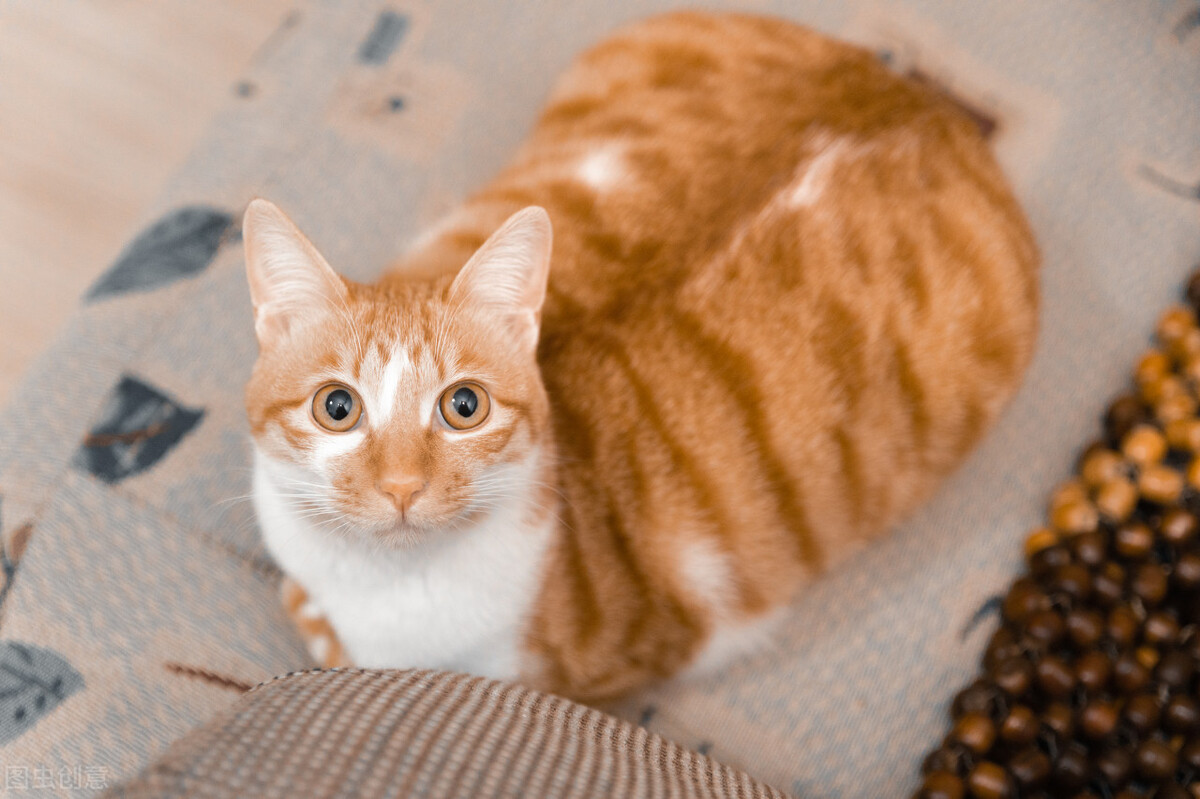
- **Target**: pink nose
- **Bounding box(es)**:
[378,475,427,514]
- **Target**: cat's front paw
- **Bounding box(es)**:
[281,577,353,669]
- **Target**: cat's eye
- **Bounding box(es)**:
[312,384,363,433]
[439,382,491,431]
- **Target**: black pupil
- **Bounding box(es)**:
[325,389,353,421]
[451,387,478,418]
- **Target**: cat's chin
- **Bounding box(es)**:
[369,524,429,550]
[351,509,481,550]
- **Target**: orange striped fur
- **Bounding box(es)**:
[244,12,1038,700]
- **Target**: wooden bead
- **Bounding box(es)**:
[1052,563,1091,600]
[1188,456,1200,491]
[1135,349,1171,386]
[1183,630,1200,661]
[1069,531,1107,567]
[1180,736,1200,770]
[984,629,1020,671]
[1135,645,1160,670]
[1156,305,1196,347]
[1174,552,1200,589]
[1042,702,1075,738]
[1051,479,1089,507]
[1028,544,1070,577]
[1094,746,1133,789]
[1022,528,1059,560]
[1075,650,1111,691]
[952,681,1000,719]
[1138,463,1184,504]
[991,658,1032,697]
[1186,271,1200,314]
[1123,424,1168,466]
[1115,523,1154,560]
[1080,700,1119,739]
[1051,500,1098,535]
[1105,395,1146,445]
[1095,478,1138,521]
[1123,693,1161,732]
[1156,391,1197,424]
[1035,655,1075,697]
[1050,743,1088,792]
[1081,446,1125,486]
[1109,609,1142,651]
[923,746,967,776]
[1066,609,1105,648]
[1163,695,1200,733]
[1141,376,1167,406]
[952,713,996,755]
[1131,563,1168,606]
[1166,417,1200,452]
[1161,509,1198,547]
[1134,739,1177,781]
[920,772,964,799]
[1155,650,1194,688]
[965,762,1011,799]
[1002,580,1047,624]
[1142,375,1187,406]
[999,706,1038,747]
[1006,748,1049,790]
[1025,609,1065,646]
[1093,562,1126,605]
[1143,611,1180,646]
[1173,325,1200,361]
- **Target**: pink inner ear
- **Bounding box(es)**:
[451,207,552,348]
[243,199,349,346]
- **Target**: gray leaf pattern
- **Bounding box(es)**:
[74,375,204,484]
[0,642,84,745]
[86,206,234,301]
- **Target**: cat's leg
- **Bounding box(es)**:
[280,576,353,668]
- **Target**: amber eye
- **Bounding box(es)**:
[312,384,363,432]
[439,382,491,430]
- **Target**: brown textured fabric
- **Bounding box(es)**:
[104,668,790,799]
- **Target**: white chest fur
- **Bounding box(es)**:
[252,451,555,679]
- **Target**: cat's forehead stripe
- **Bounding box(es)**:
[375,345,412,421]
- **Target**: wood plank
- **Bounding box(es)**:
[0,0,295,400]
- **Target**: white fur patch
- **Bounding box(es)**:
[312,428,366,467]
[678,535,735,615]
[308,635,331,664]
[676,536,784,679]
[576,146,625,191]
[299,601,323,621]
[788,138,853,207]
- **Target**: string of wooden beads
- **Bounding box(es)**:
[915,273,1200,799]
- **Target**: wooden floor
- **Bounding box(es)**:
[0,0,294,403]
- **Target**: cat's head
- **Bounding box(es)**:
[242,199,554,546]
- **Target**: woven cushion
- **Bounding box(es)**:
[104,669,787,799]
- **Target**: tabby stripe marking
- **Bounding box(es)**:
[670,309,825,570]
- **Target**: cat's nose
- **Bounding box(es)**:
[378,475,427,514]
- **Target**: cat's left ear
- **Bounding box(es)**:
[451,207,552,353]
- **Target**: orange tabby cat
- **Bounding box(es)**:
[244,11,1038,701]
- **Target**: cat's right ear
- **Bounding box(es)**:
[242,198,348,347]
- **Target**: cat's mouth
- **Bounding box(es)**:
[350,503,486,548]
